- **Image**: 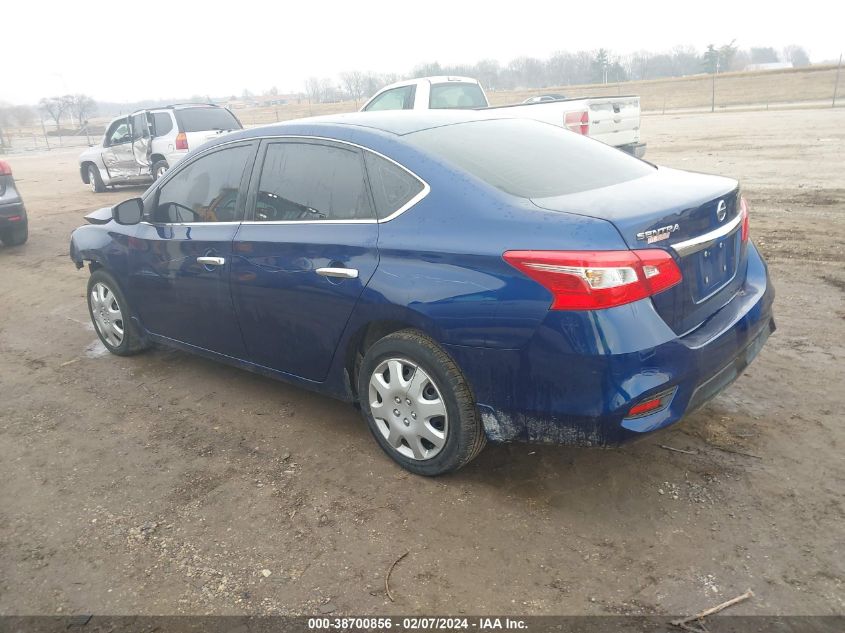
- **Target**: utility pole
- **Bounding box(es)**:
[834,53,842,107]
[711,60,718,113]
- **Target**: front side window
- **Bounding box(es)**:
[363,86,414,111]
[106,119,130,146]
[153,145,252,223]
[364,152,425,219]
[254,142,373,222]
[429,82,487,109]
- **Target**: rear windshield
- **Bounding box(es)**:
[176,108,242,133]
[407,118,654,197]
[429,82,487,109]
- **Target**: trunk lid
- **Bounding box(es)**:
[532,167,746,334]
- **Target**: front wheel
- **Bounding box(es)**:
[87,164,106,193]
[358,329,486,476]
[86,269,150,356]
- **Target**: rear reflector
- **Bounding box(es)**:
[503,249,682,310]
[175,132,189,150]
[7,215,22,222]
[740,195,749,242]
[564,110,589,135]
[626,387,677,419]
[0,160,11,176]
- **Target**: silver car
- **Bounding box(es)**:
[78,104,242,193]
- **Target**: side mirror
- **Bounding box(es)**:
[112,198,143,225]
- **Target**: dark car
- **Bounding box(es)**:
[69,111,775,476]
[0,159,28,246]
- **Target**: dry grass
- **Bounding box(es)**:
[232,64,842,126]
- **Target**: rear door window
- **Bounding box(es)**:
[152,112,173,137]
[364,152,425,219]
[175,108,242,133]
[153,144,253,223]
[429,83,487,109]
[253,142,374,221]
[363,86,415,111]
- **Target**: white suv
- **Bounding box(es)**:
[79,104,242,193]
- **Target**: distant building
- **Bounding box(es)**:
[744,62,794,72]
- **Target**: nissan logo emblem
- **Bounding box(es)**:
[716,200,727,222]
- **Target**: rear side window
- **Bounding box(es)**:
[408,118,654,197]
[429,83,487,109]
[154,145,252,223]
[254,142,374,221]
[152,112,173,136]
[364,86,415,111]
[175,108,242,133]
[364,152,425,219]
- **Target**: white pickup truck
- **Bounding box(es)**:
[360,76,646,157]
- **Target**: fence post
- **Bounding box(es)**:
[834,53,842,107]
[40,117,51,150]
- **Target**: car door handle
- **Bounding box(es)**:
[316,267,358,279]
[197,256,225,266]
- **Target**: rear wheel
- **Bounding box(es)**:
[87,164,106,193]
[86,269,149,356]
[0,223,27,246]
[152,159,169,181]
[357,329,486,476]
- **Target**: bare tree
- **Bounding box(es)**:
[39,97,66,131]
[67,94,97,127]
[304,77,321,104]
[782,45,810,67]
[339,71,366,105]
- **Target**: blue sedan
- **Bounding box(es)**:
[69,111,775,475]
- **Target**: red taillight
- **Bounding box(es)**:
[175,132,189,150]
[503,249,682,310]
[564,110,589,135]
[0,160,11,176]
[740,195,749,242]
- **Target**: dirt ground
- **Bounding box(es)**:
[0,108,843,617]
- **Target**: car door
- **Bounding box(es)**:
[101,117,136,182]
[129,111,152,177]
[128,141,258,357]
[230,139,379,381]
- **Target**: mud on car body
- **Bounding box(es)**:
[69,111,775,475]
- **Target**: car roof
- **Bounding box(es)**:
[376,75,480,92]
[235,110,503,138]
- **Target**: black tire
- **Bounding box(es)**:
[0,222,27,246]
[87,164,106,193]
[152,159,169,181]
[86,269,150,356]
[357,329,486,476]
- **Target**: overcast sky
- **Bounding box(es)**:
[3,0,843,104]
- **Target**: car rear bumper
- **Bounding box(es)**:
[0,200,27,227]
[446,241,774,446]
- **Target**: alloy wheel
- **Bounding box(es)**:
[90,282,125,347]
[368,358,448,460]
